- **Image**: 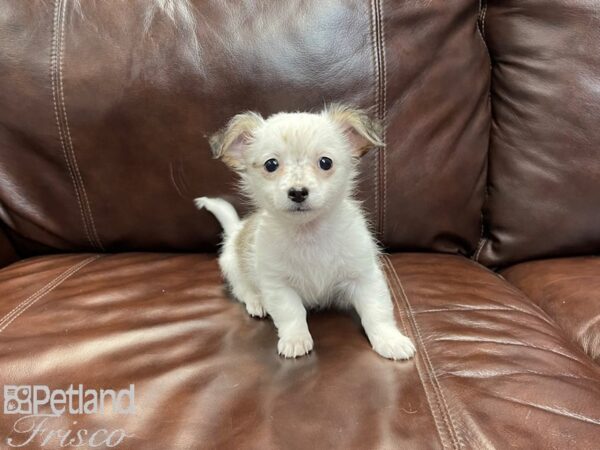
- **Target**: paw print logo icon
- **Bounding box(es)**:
[5,399,18,412]
[4,386,32,414]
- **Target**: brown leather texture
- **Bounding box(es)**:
[477,0,600,267]
[503,257,600,362]
[0,0,489,256]
[1,2,599,448]
[0,253,598,449]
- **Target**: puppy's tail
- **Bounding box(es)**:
[194,197,240,236]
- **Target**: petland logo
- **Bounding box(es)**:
[3,385,135,448]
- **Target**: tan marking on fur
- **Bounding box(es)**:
[324,104,383,157]
[312,160,335,179]
[264,164,285,180]
[210,112,264,170]
[250,159,284,178]
[235,213,258,278]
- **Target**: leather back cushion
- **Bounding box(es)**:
[0,0,489,255]
[477,0,600,267]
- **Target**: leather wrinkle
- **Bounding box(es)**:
[435,337,588,366]
[473,0,491,263]
[485,393,600,426]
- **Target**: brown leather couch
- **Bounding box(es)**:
[1,1,599,449]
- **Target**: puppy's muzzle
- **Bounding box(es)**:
[288,187,309,203]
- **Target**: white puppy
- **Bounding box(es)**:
[195,105,415,360]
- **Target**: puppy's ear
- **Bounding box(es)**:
[209,112,264,170]
[324,104,383,157]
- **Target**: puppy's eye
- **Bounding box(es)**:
[264,158,279,173]
[319,157,333,171]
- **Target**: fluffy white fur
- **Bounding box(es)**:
[196,105,416,360]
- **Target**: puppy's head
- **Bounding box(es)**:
[210,104,382,220]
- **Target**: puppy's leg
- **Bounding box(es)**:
[218,245,266,318]
[262,285,313,358]
[348,269,415,360]
[232,275,267,319]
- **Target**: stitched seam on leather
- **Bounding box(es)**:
[370,0,386,239]
[369,0,380,238]
[0,255,101,333]
[384,256,462,450]
[59,0,104,250]
[379,0,387,241]
[382,257,452,450]
[393,265,464,449]
[52,0,104,251]
[477,0,488,41]
[59,0,103,251]
[51,0,91,248]
[481,0,488,37]
[0,256,100,328]
[52,0,90,247]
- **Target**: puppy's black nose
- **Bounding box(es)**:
[288,187,309,203]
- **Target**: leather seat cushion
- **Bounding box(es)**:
[0,253,599,449]
[502,257,600,362]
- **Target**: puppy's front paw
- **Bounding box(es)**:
[277,332,314,358]
[370,328,416,361]
[244,300,267,318]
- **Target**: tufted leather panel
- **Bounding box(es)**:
[0,253,598,448]
[477,0,600,267]
[0,0,489,256]
[503,257,600,362]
